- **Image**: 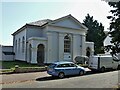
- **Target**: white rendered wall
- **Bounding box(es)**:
[53,18,81,30]
[46,25,86,62]
[26,27,44,39]
[47,32,54,63]
[73,34,83,60]
[47,26,86,36]
[0,45,2,61]
[12,17,88,63]
[2,54,14,61]
[14,29,26,61]
[51,32,59,61]
[27,37,47,64]
[81,35,86,56]
[58,33,64,61]
[1,46,14,61]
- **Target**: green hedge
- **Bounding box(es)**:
[14,66,47,73]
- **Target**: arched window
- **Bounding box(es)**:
[15,40,17,52]
[22,36,25,53]
[29,44,32,63]
[18,38,20,53]
[64,35,71,53]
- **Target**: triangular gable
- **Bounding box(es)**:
[48,14,88,30]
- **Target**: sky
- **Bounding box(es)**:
[1,0,113,46]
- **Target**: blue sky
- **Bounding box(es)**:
[1,0,112,45]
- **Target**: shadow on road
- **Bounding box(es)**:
[36,70,118,82]
[36,76,60,81]
[36,75,87,82]
[36,71,94,82]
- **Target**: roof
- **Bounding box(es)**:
[28,19,52,26]
[3,52,15,55]
[12,14,88,36]
[2,46,13,47]
[92,55,112,58]
[52,61,74,65]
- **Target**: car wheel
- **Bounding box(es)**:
[100,67,105,72]
[79,70,84,76]
[58,72,65,78]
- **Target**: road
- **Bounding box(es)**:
[0,70,119,88]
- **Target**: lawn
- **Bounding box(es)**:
[1,61,40,69]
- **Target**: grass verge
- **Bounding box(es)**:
[1,61,40,69]
[0,61,46,74]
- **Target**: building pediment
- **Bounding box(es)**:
[48,14,88,30]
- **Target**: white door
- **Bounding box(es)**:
[64,53,71,61]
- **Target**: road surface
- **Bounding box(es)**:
[1,70,119,88]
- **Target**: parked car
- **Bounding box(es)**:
[47,61,86,78]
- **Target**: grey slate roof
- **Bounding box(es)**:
[28,19,52,26]
[12,14,88,36]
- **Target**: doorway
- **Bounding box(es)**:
[86,47,91,57]
[29,44,32,63]
[37,44,44,65]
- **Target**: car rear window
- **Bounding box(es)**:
[69,63,76,67]
[49,64,56,68]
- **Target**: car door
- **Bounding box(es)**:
[69,63,80,75]
[58,64,72,75]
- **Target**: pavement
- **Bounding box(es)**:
[1,71,49,84]
[1,70,119,88]
[84,67,91,71]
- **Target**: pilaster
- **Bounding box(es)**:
[58,33,64,61]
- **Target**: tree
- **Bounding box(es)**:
[107,1,120,54]
[83,14,106,54]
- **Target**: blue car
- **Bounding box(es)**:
[47,61,85,78]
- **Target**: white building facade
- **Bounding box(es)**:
[12,15,94,64]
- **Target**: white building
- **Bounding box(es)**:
[104,32,120,59]
[104,31,113,54]
[0,45,15,61]
[12,14,94,64]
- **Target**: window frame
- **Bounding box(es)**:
[64,35,71,53]
[18,38,21,53]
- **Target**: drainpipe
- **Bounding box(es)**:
[25,29,27,63]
